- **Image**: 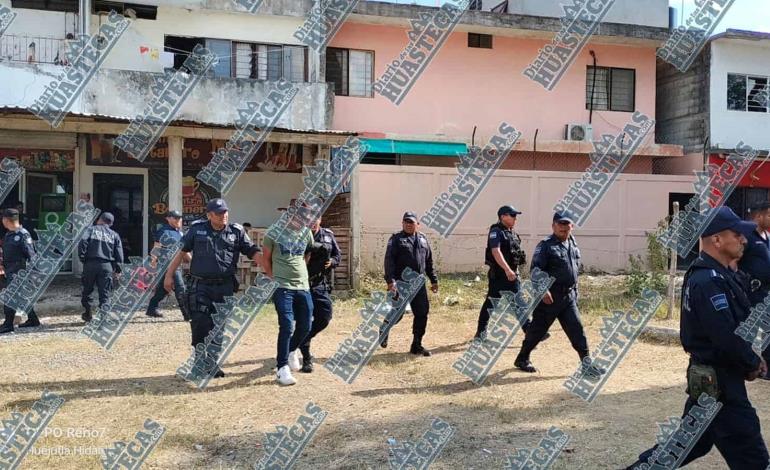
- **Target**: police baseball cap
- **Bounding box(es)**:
[166,210,183,218]
[702,206,756,237]
[206,198,229,214]
[1,208,19,219]
[553,211,575,224]
[749,201,770,213]
[99,212,114,225]
[497,205,522,217]
[402,211,418,222]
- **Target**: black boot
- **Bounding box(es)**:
[579,355,606,377]
[0,311,15,334]
[379,331,389,348]
[410,337,431,357]
[514,354,537,373]
[301,355,314,373]
[82,310,92,323]
[19,310,41,328]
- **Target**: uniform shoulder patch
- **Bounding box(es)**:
[489,230,498,239]
[710,293,729,311]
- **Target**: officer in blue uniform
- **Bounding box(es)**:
[626,206,769,469]
[78,212,123,323]
[737,202,770,305]
[0,209,39,334]
[382,211,439,356]
[298,217,341,373]
[514,212,601,375]
[164,198,261,378]
[145,210,190,320]
[475,205,539,340]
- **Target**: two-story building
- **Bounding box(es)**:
[333,1,693,275]
[0,0,351,280]
[656,28,770,218]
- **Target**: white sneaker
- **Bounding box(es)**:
[288,350,302,371]
[276,365,297,386]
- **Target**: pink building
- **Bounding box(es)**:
[328,1,683,172]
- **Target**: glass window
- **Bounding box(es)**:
[586,66,635,112]
[748,76,768,113]
[727,73,747,111]
[326,48,373,97]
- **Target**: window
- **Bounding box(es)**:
[93,1,157,19]
[468,33,492,49]
[728,73,769,113]
[326,48,374,97]
[586,66,636,112]
[164,36,307,81]
[11,0,77,12]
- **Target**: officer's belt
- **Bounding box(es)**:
[189,275,232,285]
[550,284,576,294]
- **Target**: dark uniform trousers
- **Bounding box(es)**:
[520,286,589,359]
[147,268,189,318]
[299,284,333,358]
[477,276,531,335]
[187,277,236,358]
[628,367,769,469]
[385,284,430,339]
[81,261,114,314]
[3,269,37,325]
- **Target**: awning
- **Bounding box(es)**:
[360,138,467,156]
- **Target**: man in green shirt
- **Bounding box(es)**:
[262,225,314,386]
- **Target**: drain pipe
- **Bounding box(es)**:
[79,0,90,36]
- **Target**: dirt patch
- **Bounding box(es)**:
[0,274,756,469]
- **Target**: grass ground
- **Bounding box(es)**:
[0,272,763,469]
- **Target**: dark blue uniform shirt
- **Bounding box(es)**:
[681,252,760,376]
[485,222,525,276]
[154,223,183,244]
[2,227,35,274]
[181,220,259,279]
[737,228,770,305]
[384,231,437,284]
[78,225,124,264]
[531,234,580,289]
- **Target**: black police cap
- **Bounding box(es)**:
[702,206,756,237]
[498,205,522,217]
[2,208,19,219]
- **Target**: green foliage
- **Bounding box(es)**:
[626,222,669,296]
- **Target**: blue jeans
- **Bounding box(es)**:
[146,269,188,317]
[273,288,313,369]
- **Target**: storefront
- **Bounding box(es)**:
[0,131,78,272]
[82,134,306,258]
[709,153,770,217]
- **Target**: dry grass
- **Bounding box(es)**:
[0,273,763,469]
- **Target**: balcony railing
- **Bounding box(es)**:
[0,35,70,65]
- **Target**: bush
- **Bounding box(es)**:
[626,222,669,296]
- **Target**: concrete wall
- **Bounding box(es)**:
[655,47,710,155]
[226,171,305,228]
[0,62,333,130]
[357,164,695,274]
[96,6,309,73]
[710,39,770,151]
[330,22,658,143]
[481,0,669,28]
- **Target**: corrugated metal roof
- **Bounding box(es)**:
[0,106,357,136]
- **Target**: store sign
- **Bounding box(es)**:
[87,135,302,173]
[149,170,220,228]
[0,149,75,172]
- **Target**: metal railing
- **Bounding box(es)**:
[0,35,69,65]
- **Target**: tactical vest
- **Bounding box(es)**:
[485,222,526,277]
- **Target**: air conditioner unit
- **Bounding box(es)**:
[565,123,593,142]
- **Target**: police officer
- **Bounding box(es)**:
[78,212,123,323]
[164,198,261,379]
[145,210,190,320]
[298,216,341,373]
[475,205,539,340]
[382,211,438,356]
[626,206,769,469]
[514,212,601,375]
[0,208,39,334]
